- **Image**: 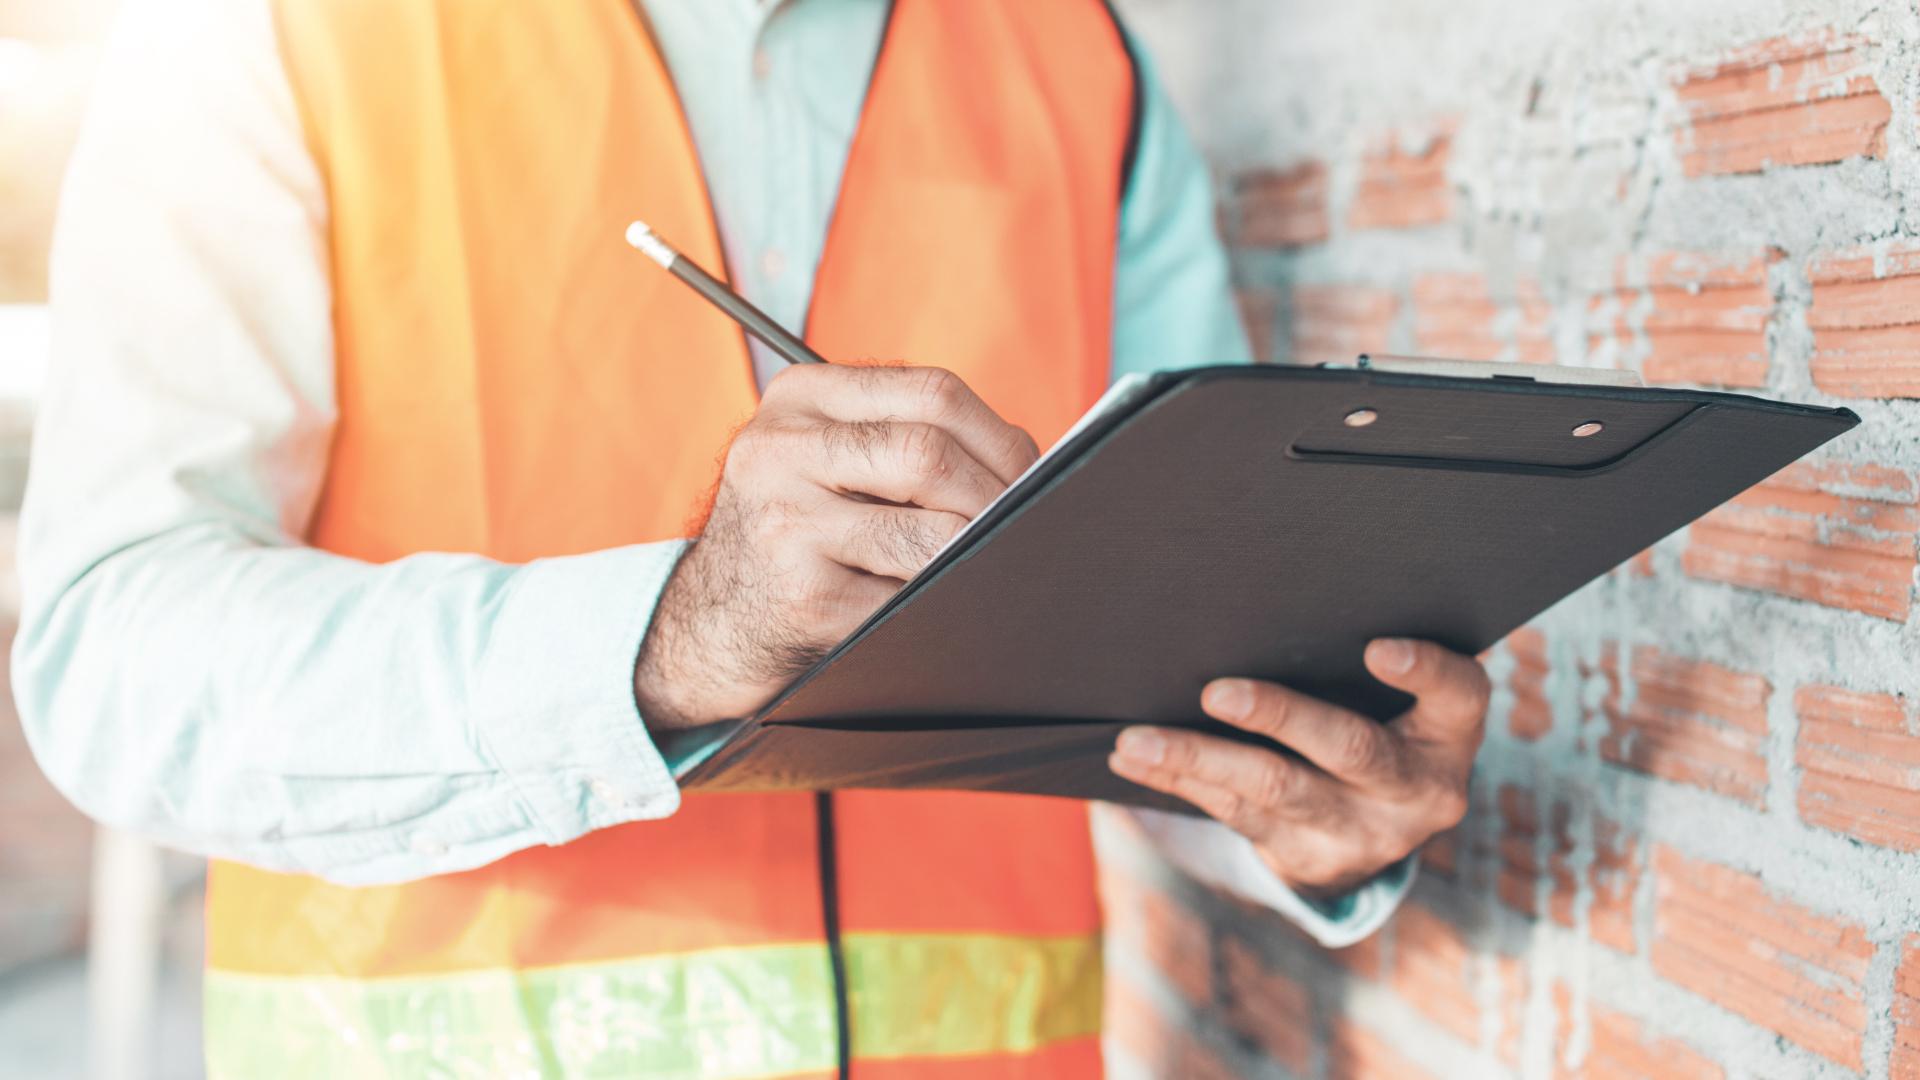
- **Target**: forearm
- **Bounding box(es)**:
[15,522,688,885]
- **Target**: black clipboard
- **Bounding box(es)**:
[677,363,1858,812]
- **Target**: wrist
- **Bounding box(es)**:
[632,548,710,734]
[633,599,716,734]
[633,657,698,734]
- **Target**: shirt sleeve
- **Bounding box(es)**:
[1109,34,1254,378]
[11,0,685,887]
[1107,29,1411,945]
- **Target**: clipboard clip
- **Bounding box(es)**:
[1325,354,1645,389]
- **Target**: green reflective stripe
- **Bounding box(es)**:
[206,942,837,1080]
[203,932,1103,1080]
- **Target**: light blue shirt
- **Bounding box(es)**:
[15,0,1406,944]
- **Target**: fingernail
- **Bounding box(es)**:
[1204,679,1255,721]
[1116,728,1166,767]
[1371,638,1416,675]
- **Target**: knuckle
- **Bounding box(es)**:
[1253,761,1299,809]
[895,422,952,480]
[1205,788,1249,827]
[1332,723,1380,774]
[913,367,968,414]
[724,423,775,472]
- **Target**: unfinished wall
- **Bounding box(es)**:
[1104,1,1920,1077]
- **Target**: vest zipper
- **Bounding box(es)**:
[815,791,851,1080]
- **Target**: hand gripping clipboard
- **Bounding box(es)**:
[676,363,1858,813]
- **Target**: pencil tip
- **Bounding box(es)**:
[625,220,675,268]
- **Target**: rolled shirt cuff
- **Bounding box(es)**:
[1125,805,1416,948]
[471,539,691,845]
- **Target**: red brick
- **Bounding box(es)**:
[1895,934,1920,1080]
[1597,648,1771,807]
[1328,1018,1440,1080]
[1232,163,1331,249]
[1673,35,1888,177]
[1550,983,1576,1079]
[1515,292,1556,364]
[1390,903,1480,1042]
[1651,846,1870,1069]
[1415,272,1503,361]
[1212,879,1388,979]
[1422,826,1460,880]
[1219,935,1312,1073]
[1581,1005,1726,1080]
[1683,460,1918,620]
[1330,924,1387,981]
[1588,814,1641,954]
[1098,853,1214,1007]
[1496,955,1528,1066]
[1349,129,1452,230]
[1291,283,1397,364]
[1236,287,1280,364]
[1105,979,1240,1080]
[1809,241,1920,397]
[1589,252,1775,388]
[1117,881,1213,1007]
[1413,272,1553,364]
[1498,784,1543,917]
[1546,800,1577,931]
[1508,626,1552,741]
[1794,685,1920,852]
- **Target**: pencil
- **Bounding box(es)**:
[625,220,830,366]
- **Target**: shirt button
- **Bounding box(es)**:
[409,833,447,857]
[760,248,786,280]
[752,48,773,81]
[589,777,625,807]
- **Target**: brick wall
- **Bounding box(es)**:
[1107,1,1920,1077]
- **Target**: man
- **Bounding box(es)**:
[16,0,1487,1076]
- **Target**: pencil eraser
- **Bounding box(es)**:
[624,220,675,267]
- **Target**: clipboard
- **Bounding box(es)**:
[676,363,1858,813]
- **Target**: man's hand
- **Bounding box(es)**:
[1108,638,1488,896]
[635,364,1039,731]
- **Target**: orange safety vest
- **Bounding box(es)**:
[203,2,1137,1076]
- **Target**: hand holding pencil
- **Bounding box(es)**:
[625,219,1042,731]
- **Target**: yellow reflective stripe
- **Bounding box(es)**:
[203,932,1102,1080]
[843,932,1103,1060]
